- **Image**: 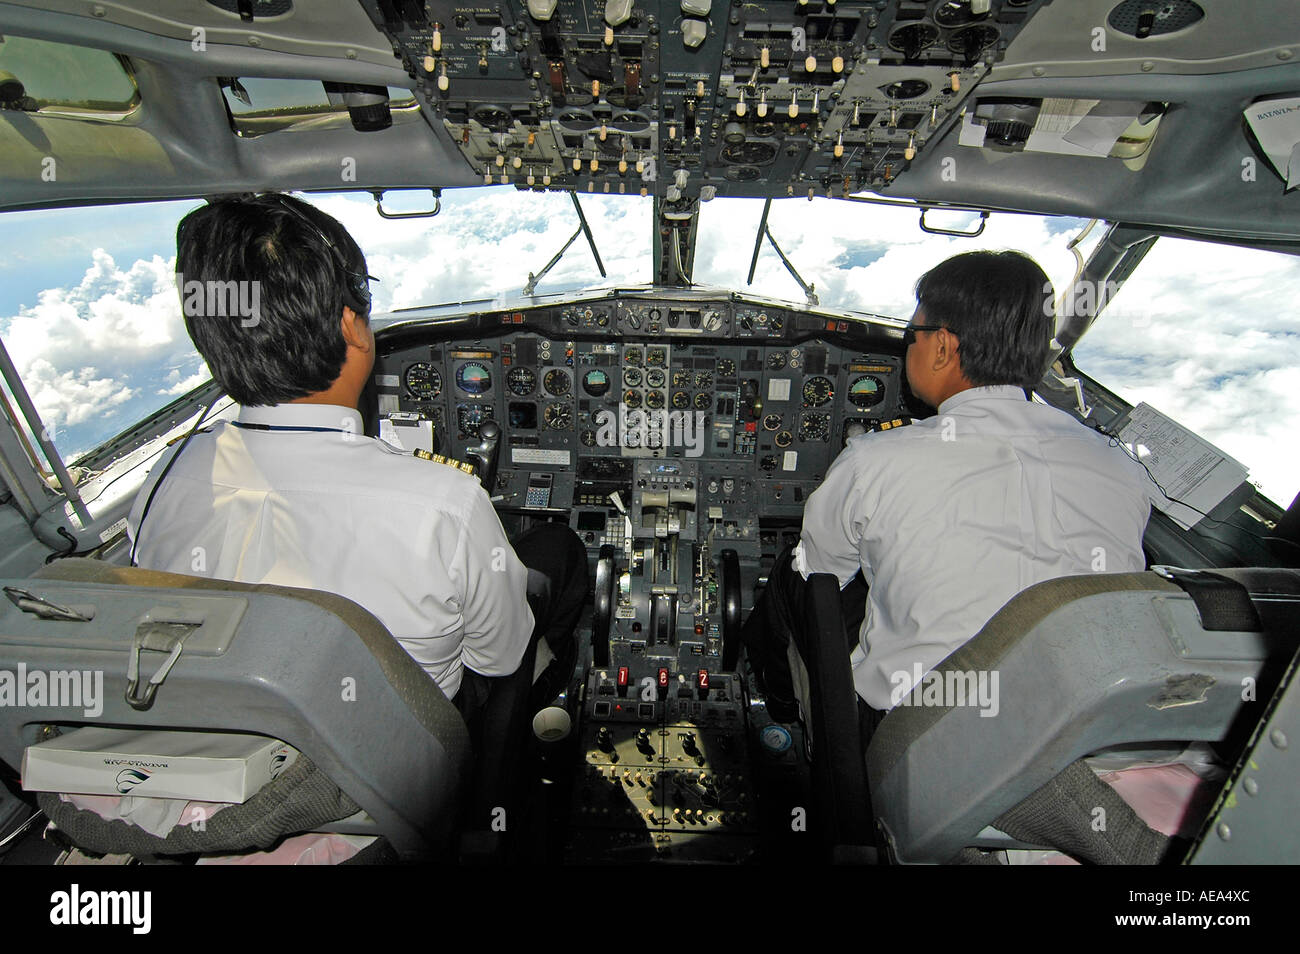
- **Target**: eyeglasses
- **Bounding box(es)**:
[902,324,949,347]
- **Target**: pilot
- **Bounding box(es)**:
[127,193,589,717]
[742,250,1152,739]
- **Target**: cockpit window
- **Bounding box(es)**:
[1072,238,1300,509]
[0,34,138,115]
[694,197,1101,319]
[0,199,208,468]
[0,187,651,467]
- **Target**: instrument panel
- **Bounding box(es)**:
[375,296,912,538]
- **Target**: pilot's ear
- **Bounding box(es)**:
[340,306,372,352]
[932,327,958,371]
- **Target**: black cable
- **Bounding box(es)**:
[129,395,224,567]
[43,527,79,564]
[1102,433,1243,532]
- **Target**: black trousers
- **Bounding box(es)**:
[740,544,887,748]
[455,522,591,717]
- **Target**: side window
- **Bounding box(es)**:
[1072,238,1300,508]
[0,200,208,467]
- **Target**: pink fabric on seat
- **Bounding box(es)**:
[1095,763,1219,839]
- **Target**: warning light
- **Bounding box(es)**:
[696,669,710,689]
[658,668,670,688]
[617,666,629,687]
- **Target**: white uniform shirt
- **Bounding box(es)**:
[126,403,534,699]
[793,385,1152,710]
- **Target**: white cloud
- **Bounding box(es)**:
[1,248,206,457]
[311,190,651,309]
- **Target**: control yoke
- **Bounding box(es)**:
[467,419,502,492]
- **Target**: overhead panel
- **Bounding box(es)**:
[359,0,1056,206]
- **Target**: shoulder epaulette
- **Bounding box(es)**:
[413,449,477,475]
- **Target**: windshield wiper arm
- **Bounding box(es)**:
[524,192,607,296]
[746,198,817,307]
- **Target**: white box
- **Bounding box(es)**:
[22,728,299,804]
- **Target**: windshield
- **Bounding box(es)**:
[694,197,1100,317]
[1,189,1292,514]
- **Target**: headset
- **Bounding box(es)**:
[257,192,377,316]
[131,194,376,566]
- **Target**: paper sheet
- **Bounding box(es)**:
[961,98,1150,158]
[1116,403,1248,530]
[379,415,434,453]
[1244,96,1300,191]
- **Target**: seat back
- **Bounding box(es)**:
[0,558,470,861]
[866,569,1299,864]
[800,573,873,860]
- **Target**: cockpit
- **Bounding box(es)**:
[0,0,1298,897]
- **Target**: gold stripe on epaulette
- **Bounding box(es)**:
[413,449,477,475]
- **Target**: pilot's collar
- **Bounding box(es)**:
[236,403,364,435]
[937,385,1029,415]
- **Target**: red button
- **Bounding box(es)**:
[617,666,629,687]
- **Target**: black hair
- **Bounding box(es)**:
[914,250,1054,389]
[174,193,370,406]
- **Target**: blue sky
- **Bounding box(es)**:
[1,187,1296,508]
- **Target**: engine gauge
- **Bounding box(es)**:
[848,375,885,408]
[646,347,668,367]
[506,366,536,396]
[543,368,571,396]
[455,361,492,395]
[694,392,711,411]
[767,351,787,371]
[623,389,642,408]
[717,358,736,377]
[544,402,572,430]
[582,369,611,397]
[802,375,834,407]
[672,370,692,389]
[625,347,643,366]
[762,413,783,431]
[774,430,794,448]
[694,371,713,390]
[645,390,665,409]
[672,390,691,409]
[623,368,643,388]
[581,429,598,447]
[404,363,442,399]
[645,368,666,388]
